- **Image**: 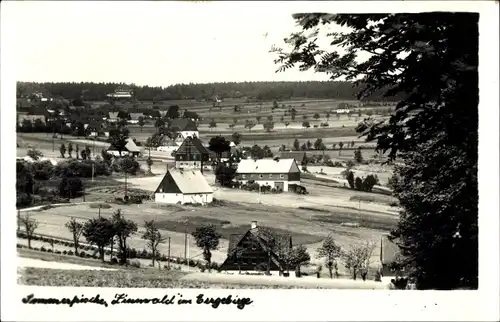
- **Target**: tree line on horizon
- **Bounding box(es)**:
[17,80,402,102]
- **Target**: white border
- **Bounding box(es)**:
[2,1,499,321]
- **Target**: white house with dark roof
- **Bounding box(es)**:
[107,138,141,157]
[153,168,213,205]
[236,158,301,192]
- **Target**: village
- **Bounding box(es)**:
[16,83,405,289]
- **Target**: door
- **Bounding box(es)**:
[275,181,284,192]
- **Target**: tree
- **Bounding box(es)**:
[350,140,355,148]
[284,121,290,128]
[27,148,43,161]
[108,127,129,157]
[112,209,138,265]
[231,132,242,145]
[233,117,238,125]
[313,113,320,120]
[302,115,308,121]
[263,122,274,132]
[288,245,311,277]
[21,119,33,132]
[146,157,153,174]
[138,116,145,132]
[272,12,478,290]
[256,115,261,124]
[65,217,84,254]
[267,115,273,122]
[21,213,38,249]
[280,116,284,123]
[316,235,342,278]
[75,144,80,160]
[80,149,87,160]
[354,148,363,163]
[59,144,66,158]
[325,112,331,121]
[67,142,73,158]
[85,146,91,159]
[59,174,83,199]
[208,135,231,162]
[346,171,355,189]
[273,101,279,109]
[166,105,180,119]
[155,118,165,131]
[209,119,217,130]
[293,139,300,151]
[302,121,310,129]
[338,141,344,155]
[313,138,324,150]
[191,224,222,269]
[244,121,256,132]
[362,174,378,192]
[83,217,114,261]
[341,242,376,280]
[306,140,313,150]
[142,220,166,267]
[215,161,237,187]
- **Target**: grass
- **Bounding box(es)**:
[349,194,398,205]
[18,248,115,268]
[155,216,324,245]
[18,267,333,289]
[313,213,397,231]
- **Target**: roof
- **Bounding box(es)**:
[108,112,119,119]
[237,158,299,174]
[108,138,140,153]
[175,136,210,155]
[129,113,143,120]
[380,235,401,264]
[224,226,292,268]
[156,168,213,194]
[170,118,198,131]
[279,151,307,163]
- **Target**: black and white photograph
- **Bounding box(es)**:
[1,1,499,321]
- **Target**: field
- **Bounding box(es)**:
[16,97,401,286]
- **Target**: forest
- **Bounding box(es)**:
[17,81,401,102]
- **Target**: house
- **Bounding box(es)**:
[174,136,210,170]
[85,122,109,137]
[156,137,180,153]
[107,86,133,99]
[236,158,301,192]
[380,234,404,279]
[17,114,46,126]
[153,168,213,205]
[108,112,119,123]
[219,221,292,275]
[279,151,307,166]
[107,138,141,157]
[170,118,199,139]
[128,113,143,124]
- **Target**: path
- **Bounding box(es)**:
[17,257,117,271]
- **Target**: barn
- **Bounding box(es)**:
[219,221,292,275]
[153,168,213,205]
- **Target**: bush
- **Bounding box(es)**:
[67,250,74,256]
[63,250,68,255]
[79,251,86,258]
[40,247,47,252]
[47,249,53,253]
[55,250,61,254]
[110,257,118,265]
[33,247,40,251]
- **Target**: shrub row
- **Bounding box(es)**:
[239,182,283,194]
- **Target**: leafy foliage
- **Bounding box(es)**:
[273,12,478,289]
[82,217,114,261]
[112,209,138,264]
[65,217,84,254]
[191,224,222,267]
[316,235,342,278]
[141,220,167,266]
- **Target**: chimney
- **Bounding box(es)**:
[250,221,257,230]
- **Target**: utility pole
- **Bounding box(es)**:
[98,205,101,218]
[186,235,190,272]
[184,220,188,261]
[124,171,128,199]
[168,237,171,269]
[17,209,21,233]
[93,136,96,158]
[92,163,95,182]
[52,131,55,152]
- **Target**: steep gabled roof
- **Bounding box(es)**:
[108,138,140,153]
[223,226,292,270]
[237,158,299,174]
[175,136,209,155]
[129,113,144,120]
[170,118,198,131]
[154,168,213,194]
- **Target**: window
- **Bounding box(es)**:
[269,174,273,179]
[280,174,285,179]
[159,188,163,193]
[259,174,263,179]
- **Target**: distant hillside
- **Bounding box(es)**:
[17,81,401,102]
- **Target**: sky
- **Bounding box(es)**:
[5,1,341,87]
